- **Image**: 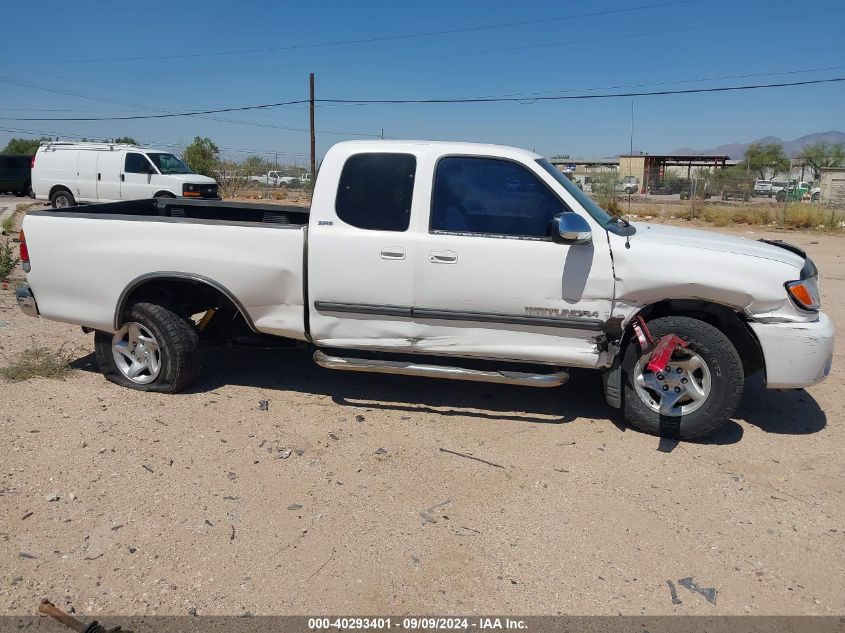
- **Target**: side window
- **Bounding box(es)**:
[431,157,567,238]
[335,153,416,232]
[125,153,152,174]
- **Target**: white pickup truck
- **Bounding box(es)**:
[16,141,834,440]
[249,171,310,187]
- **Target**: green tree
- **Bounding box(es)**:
[742,142,790,179]
[113,136,138,145]
[797,141,845,181]
[1,137,49,155]
[242,155,267,175]
[182,136,220,177]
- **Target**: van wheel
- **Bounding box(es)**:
[50,189,75,209]
[95,302,201,393]
[622,316,743,440]
[155,192,175,198]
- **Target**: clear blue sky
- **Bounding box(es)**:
[1,0,843,163]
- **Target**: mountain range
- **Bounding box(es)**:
[670,130,845,159]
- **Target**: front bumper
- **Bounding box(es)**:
[16,285,39,318]
[750,313,834,388]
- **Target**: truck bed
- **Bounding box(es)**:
[37,197,311,226]
[24,197,309,339]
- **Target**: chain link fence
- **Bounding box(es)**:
[576,168,843,231]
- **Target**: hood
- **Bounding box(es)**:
[630,222,805,268]
[157,173,217,185]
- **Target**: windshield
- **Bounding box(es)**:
[147,153,193,175]
[536,158,632,235]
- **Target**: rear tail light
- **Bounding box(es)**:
[19,228,30,272]
[30,154,36,169]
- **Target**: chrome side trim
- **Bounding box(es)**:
[314,301,412,318]
[314,301,604,330]
[114,272,258,332]
[16,285,39,318]
[313,350,568,388]
[414,307,604,330]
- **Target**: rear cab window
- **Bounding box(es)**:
[335,153,416,231]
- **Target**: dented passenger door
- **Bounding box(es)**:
[412,155,615,367]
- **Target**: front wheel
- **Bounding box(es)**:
[95,302,201,393]
[623,316,744,440]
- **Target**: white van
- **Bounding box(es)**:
[32,142,219,208]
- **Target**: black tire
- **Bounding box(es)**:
[50,189,75,209]
[95,302,201,393]
[155,192,176,199]
[622,316,743,440]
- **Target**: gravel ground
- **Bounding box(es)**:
[0,204,842,616]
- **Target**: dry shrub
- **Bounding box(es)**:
[0,343,76,382]
[0,239,19,279]
[701,207,731,227]
[783,204,841,230]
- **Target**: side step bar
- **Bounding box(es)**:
[313,351,568,388]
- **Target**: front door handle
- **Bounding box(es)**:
[120,174,125,182]
[429,250,458,264]
[380,246,405,260]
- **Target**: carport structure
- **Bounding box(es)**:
[619,153,730,193]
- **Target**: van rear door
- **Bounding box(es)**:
[97,151,122,202]
[77,151,98,202]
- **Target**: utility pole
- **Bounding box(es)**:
[309,72,316,184]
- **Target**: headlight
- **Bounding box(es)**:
[182,183,201,197]
[785,258,821,311]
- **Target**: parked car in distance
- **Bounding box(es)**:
[770,180,790,197]
[16,140,834,441]
[615,179,639,195]
[249,171,311,188]
[0,154,33,197]
[720,182,752,202]
[776,181,811,202]
[679,182,711,200]
[753,180,773,197]
[32,142,219,209]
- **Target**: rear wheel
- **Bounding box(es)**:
[95,302,201,393]
[50,189,75,209]
[623,316,743,440]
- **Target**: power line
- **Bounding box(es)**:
[0,0,701,66]
[0,125,308,157]
[2,77,842,122]
[319,78,845,104]
[0,76,382,137]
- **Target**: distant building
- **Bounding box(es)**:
[819,167,845,204]
[549,158,618,189]
[551,154,734,192]
[618,154,731,193]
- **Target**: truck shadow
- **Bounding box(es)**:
[70,347,827,438]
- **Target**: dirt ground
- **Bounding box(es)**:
[0,200,842,617]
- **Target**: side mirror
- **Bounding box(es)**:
[554,213,592,244]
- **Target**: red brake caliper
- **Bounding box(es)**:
[632,316,688,372]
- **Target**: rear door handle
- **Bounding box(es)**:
[380,246,406,260]
[120,174,125,182]
[429,250,458,264]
